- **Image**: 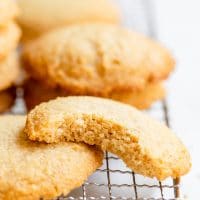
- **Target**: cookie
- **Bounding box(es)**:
[0,115,103,200]
[22,24,175,96]
[0,52,20,91]
[17,0,120,41]
[0,88,16,113]
[0,22,21,60]
[25,96,191,180]
[109,82,165,109]
[23,79,165,110]
[23,79,69,110]
[0,0,18,26]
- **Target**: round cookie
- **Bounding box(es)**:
[0,88,16,113]
[22,24,175,96]
[23,79,165,110]
[0,115,103,200]
[0,52,20,91]
[17,0,120,41]
[0,22,21,60]
[25,96,191,180]
[0,0,18,26]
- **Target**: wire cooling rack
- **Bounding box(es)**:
[10,0,182,199]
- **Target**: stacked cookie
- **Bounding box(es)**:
[17,0,120,42]
[22,24,174,110]
[0,0,21,113]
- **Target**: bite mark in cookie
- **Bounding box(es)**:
[25,96,191,180]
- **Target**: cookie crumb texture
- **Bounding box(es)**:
[25,96,191,180]
[22,24,174,96]
[0,116,103,200]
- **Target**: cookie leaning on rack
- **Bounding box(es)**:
[25,96,191,180]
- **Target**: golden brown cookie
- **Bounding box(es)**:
[23,79,69,110]
[109,82,165,109]
[0,0,18,26]
[17,0,120,41]
[0,52,20,91]
[0,88,16,113]
[22,24,175,96]
[23,79,165,110]
[25,96,191,180]
[0,115,103,200]
[0,22,21,60]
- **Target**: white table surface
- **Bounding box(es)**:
[154,0,200,199]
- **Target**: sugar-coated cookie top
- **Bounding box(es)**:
[22,24,175,96]
[0,115,103,199]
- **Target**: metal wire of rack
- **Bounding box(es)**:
[9,0,182,199]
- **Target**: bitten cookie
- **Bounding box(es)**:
[0,0,18,26]
[17,0,120,41]
[0,52,20,91]
[25,96,191,180]
[0,88,16,113]
[23,79,165,110]
[0,23,21,60]
[22,24,174,96]
[0,115,103,200]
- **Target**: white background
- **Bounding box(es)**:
[154,0,200,199]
